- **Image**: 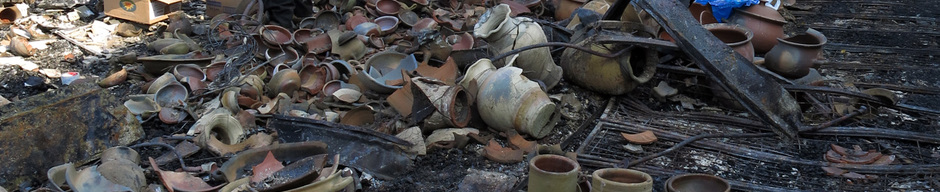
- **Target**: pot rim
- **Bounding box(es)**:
[702,23,754,47]
[665,173,730,192]
[591,168,653,187]
[473,4,511,40]
[529,154,580,176]
[733,6,787,24]
[777,28,828,48]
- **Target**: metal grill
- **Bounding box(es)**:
[577,97,940,191]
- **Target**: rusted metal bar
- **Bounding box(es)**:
[633,0,803,141]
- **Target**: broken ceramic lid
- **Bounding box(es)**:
[483,140,525,164]
[125,94,161,116]
[356,51,419,94]
[621,130,658,145]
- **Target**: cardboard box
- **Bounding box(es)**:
[104,0,181,24]
[206,0,250,18]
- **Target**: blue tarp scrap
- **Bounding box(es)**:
[694,0,761,21]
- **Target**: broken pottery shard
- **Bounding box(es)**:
[155,141,201,165]
[841,172,869,180]
[0,95,9,107]
[824,150,843,163]
[259,154,328,192]
[426,128,480,150]
[508,133,536,154]
[339,106,375,126]
[396,127,427,155]
[821,167,846,176]
[483,140,525,164]
[251,152,285,183]
[218,141,328,182]
[98,68,128,88]
[621,130,658,145]
[842,152,883,164]
[0,83,142,189]
[412,77,472,130]
[0,56,39,71]
[387,70,415,116]
[65,165,134,192]
[267,115,414,180]
[872,155,896,165]
[149,157,223,192]
[634,0,802,141]
[624,144,644,154]
[456,169,518,192]
[653,81,678,97]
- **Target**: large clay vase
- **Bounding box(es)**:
[528,154,580,192]
[560,21,658,95]
[726,4,787,54]
[466,59,558,139]
[474,4,563,89]
[764,28,827,78]
[703,23,755,62]
[592,168,654,192]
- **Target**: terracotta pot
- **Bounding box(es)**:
[293,28,316,47]
[470,59,558,138]
[555,0,586,20]
[765,28,827,78]
[197,113,246,146]
[592,168,653,192]
[689,2,718,24]
[726,4,787,54]
[173,64,206,81]
[703,23,754,62]
[376,0,401,15]
[154,82,188,107]
[474,4,563,89]
[560,21,658,95]
[267,69,301,98]
[357,52,418,93]
[299,64,329,95]
[0,7,22,23]
[346,15,371,30]
[448,32,475,51]
[665,174,730,192]
[412,78,472,130]
[527,154,580,192]
[259,25,294,47]
[375,16,400,35]
[398,10,419,27]
[205,61,225,81]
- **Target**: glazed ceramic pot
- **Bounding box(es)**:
[173,64,206,81]
[375,0,401,15]
[555,0,586,20]
[259,25,293,47]
[764,28,827,78]
[560,21,658,95]
[703,23,755,61]
[592,168,653,192]
[471,59,558,138]
[375,16,400,35]
[357,51,418,93]
[528,154,580,192]
[267,69,301,98]
[665,174,730,192]
[726,4,787,54]
[475,4,563,89]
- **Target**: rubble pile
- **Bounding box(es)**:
[0,0,937,191]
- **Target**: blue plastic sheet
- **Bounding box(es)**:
[694,0,760,21]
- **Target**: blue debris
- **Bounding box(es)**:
[694,0,761,21]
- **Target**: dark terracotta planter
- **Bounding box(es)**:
[727,4,787,54]
[765,28,827,78]
[703,23,754,62]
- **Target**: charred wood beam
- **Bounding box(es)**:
[633,0,803,141]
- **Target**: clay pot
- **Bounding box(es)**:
[665,174,730,192]
[147,73,178,94]
[764,28,827,78]
[448,32,474,51]
[313,11,343,30]
[703,23,755,62]
[474,4,563,89]
[173,64,206,81]
[299,64,329,95]
[374,16,400,35]
[527,154,580,192]
[398,10,419,27]
[205,61,225,81]
[376,0,401,15]
[198,113,246,145]
[555,0,586,20]
[293,29,316,46]
[592,168,654,192]
[689,2,718,24]
[560,21,658,95]
[154,82,188,107]
[726,4,787,54]
[356,51,418,93]
[0,7,22,23]
[346,15,371,31]
[468,59,558,138]
[259,25,293,47]
[267,69,301,98]
[458,58,497,98]
[412,78,472,129]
